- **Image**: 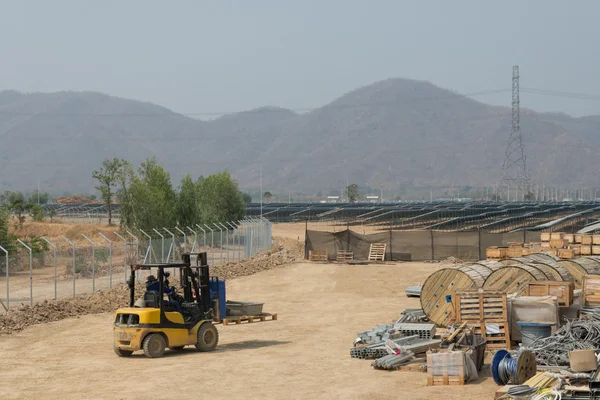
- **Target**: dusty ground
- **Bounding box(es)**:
[0,261,497,400]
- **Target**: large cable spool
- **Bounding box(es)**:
[482,263,549,295]
[501,257,569,281]
[557,257,600,288]
[420,263,501,327]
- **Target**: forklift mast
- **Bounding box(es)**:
[181,252,211,313]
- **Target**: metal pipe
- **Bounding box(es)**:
[41,237,57,299]
[196,224,206,249]
[175,227,186,254]
[152,229,164,263]
[219,222,229,263]
[205,225,214,265]
[81,234,96,292]
[113,232,127,281]
[164,228,176,262]
[61,236,76,297]
[213,223,223,264]
[139,229,152,264]
[0,244,9,309]
[186,226,197,253]
[16,239,33,306]
[98,233,113,288]
[126,230,138,265]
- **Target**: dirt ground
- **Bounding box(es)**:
[0,261,497,400]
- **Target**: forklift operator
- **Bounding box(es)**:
[145,275,182,312]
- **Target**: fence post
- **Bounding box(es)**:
[98,233,113,289]
[113,232,127,282]
[139,230,152,264]
[430,229,434,261]
[226,222,237,262]
[163,228,175,263]
[126,230,139,265]
[175,227,187,254]
[41,237,57,299]
[152,229,165,263]
[187,226,197,253]
[16,239,33,306]
[81,234,96,292]
[0,244,8,309]
[213,223,223,265]
[219,222,229,263]
[61,236,76,297]
[205,225,214,265]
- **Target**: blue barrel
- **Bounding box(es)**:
[209,278,226,320]
[517,322,553,347]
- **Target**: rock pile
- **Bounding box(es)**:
[0,236,302,335]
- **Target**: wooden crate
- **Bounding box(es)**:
[453,289,510,350]
[549,238,569,248]
[550,232,564,240]
[563,234,575,243]
[454,289,508,322]
[508,242,523,249]
[308,249,328,262]
[582,235,593,245]
[581,245,592,255]
[558,248,575,259]
[368,243,386,261]
[541,242,551,248]
[583,275,600,306]
[540,232,551,242]
[486,246,508,259]
[571,244,582,256]
[593,235,600,245]
[427,351,465,386]
[336,250,354,262]
[593,246,600,255]
[507,248,525,258]
[527,281,574,306]
[574,234,584,244]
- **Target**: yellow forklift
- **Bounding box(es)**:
[113,253,220,358]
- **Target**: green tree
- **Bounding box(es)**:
[30,205,44,221]
[346,184,360,202]
[0,205,16,254]
[93,158,128,225]
[47,209,57,222]
[118,156,177,231]
[196,171,246,223]
[27,190,49,205]
[7,192,31,227]
[176,174,198,227]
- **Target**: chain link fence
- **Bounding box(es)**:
[0,218,272,311]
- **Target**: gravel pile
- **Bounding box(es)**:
[0,237,302,335]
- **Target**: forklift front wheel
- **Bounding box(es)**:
[143,333,167,358]
[195,322,219,352]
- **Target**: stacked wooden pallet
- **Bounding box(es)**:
[486,231,590,260]
[453,289,510,351]
[336,250,354,262]
[368,243,386,262]
[308,249,328,262]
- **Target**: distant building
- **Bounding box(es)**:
[326,196,340,203]
[365,195,379,203]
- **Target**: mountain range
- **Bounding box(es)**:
[1,78,599,195]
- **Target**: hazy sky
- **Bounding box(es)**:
[1,0,599,117]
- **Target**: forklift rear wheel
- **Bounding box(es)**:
[195,322,219,352]
[143,333,166,358]
[114,346,133,357]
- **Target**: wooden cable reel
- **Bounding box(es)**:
[557,257,600,288]
[482,263,548,295]
[420,263,501,327]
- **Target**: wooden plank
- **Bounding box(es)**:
[583,274,600,306]
[221,313,278,326]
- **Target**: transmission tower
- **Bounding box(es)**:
[497,65,531,201]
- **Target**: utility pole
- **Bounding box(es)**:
[498,65,531,200]
[260,165,263,218]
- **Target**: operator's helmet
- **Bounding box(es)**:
[146,275,157,284]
